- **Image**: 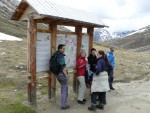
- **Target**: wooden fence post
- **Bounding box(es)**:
[48,23,57,101]
[87,27,94,55]
[27,18,37,105]
[73,26,82,93]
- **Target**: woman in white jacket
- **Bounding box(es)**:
[88,50,110,111]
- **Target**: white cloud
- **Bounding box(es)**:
[52,0,150,33]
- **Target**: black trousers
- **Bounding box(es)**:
[108,68,114,88]
[91,92,106,105]
[98,92,106,105]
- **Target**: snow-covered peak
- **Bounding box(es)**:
[112,30,135,38]
[94,28,113,41]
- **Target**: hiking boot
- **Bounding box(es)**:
[61,105,70,110]
[77,100,85,104]
[96,104,104,110]
[110,87,115,90]
[88,105,96,111]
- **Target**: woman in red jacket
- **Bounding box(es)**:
[76,49,87,104]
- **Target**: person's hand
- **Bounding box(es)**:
[94,51,97,55]
[85,58,88,62]
[66,74,69,78]
[95,51,98,58]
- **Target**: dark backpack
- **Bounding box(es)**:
[49,53,61,75]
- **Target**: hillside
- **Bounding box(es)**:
[0,39,150,112]
[101,25,150,52]
[0,0,69,38]
[0,0,26,37]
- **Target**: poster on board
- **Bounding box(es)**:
[57,34,77,68]
[82,34,89,56]
[36,32,51,72]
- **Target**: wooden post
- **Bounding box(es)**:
[48,23,57,100]
[87,27,94,55]
[73,26,82,93]
[27,18,37,105]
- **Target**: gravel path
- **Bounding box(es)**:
[36,79,150,113]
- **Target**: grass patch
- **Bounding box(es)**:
[0,102,36,113]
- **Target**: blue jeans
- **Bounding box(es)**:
[56,73,68,107]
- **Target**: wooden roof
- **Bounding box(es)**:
[11,0,108,28]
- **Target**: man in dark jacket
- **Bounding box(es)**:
[88,48,97,73]
[86,48,97,86]
[53,44,70,110]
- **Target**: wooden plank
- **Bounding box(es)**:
[73,26,82,93]
[57,31,76,35]
[37,29,51,33]
[16,9,24,13]
[27,18,37,105]
[36,29,87,35]
[36,18,54,23]
[87,27,94,55]
[48,24,57,100]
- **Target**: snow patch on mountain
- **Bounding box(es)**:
[127,28,148,36]
[0,32,22,41]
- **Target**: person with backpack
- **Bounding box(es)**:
[88,50,110,111]
[107,47,116,90]
[76,49,87,104]
[50,44,70,110]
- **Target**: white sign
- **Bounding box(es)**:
[36,32,51,72]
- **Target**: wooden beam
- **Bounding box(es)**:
[16,9,24,13]
[48,23,57,100]
[57,31,76,35]
[37,29,51,33]
[27,19,37,105]
[36,29,87,35]
[36,18,54,23]
[73,26,82,93]
[75,26,82,57]
[87,27,94,55]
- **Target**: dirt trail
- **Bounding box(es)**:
[36,79,150,113]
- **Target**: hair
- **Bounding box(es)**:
[110,47,114,51]
[91,48,96,52]
[98,50,110,65]
[80,49,86,56]
[58,44,65,50]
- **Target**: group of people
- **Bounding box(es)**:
[51,44,115,111]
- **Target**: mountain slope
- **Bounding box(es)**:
[0,0,26,37]
[102,25,150,52]
[0,0,69,38]
[94,28,113,41]
[112,30,135,38]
